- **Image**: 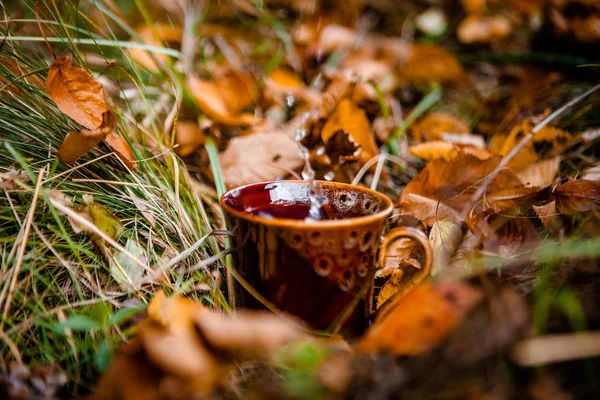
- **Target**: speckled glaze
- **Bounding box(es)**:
[221,181,394,335]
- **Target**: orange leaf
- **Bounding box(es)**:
[359,282,484,355]
[553,180,600,215]
[104,132,137,170]
[174,121,206,157]
[401,153,522,211]
[484,186,549,213]
[48,56,110,130]
[516,157,560,187]
[187,65,258,126]
[410,112,471,143]
[457,15,512,44]
[321,98,378,164]
[401,44,465,85]
[57,110,115,164]
[128,24,182,71]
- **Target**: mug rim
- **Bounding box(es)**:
[219,180,394,230]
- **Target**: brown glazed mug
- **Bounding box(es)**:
[220,180,432,336]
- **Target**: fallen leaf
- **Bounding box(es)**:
[553,179,600,215]
[469,212,540,258]
[533,201,565,238]
[460,0,486,15]
[430,221,465,275]
[457,15,512,44]
[483,186,549,213]
[409,141,493,162]
[377,269,411,309]
[359,282,484,355]
[377,237,421,279]
[110,239,147,290]
[0,170,30,190]
[516,157,560,187]
[48,56,110,130]
[188,65,258,126]
[264,68,320,107]
[401,44,465,85]
[446,230,482,276]
[399,193,462,227]
[219,129,304,188]
[410,112,471,143]
[174,121,206,157]
[570,16,600,43]
[321,98,378,164]
[128,24,182,71]
[57,110,116,164]
[104,132,137,170]
[401,153,522,211]
[495,118,574,171]
[582,163,600,181]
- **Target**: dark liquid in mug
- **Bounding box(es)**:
[223,182,385,220]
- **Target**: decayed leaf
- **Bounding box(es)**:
[470,212,540,258]
[401,153,522,211]
[430,221,465,276]
[0,170,30,190]
[219,129,303,188]
[410,112,471,143]
[57,110,116,164]
[104,132,137,170]
[110,239,147,290]
[67,194,124,252]
[553,180,600,215]
[377,237,421,279]
[187,65,258,126]
[401,44,465,85]
[321,98,378,164]
[494,118,574,171]
[359,282,484,355]
[399,193,462,227]
[128,24,182,71]
[533,201,565,238]
[174,121,206,157]
[409,141,492,162]
[48,56,110,130]
[516,157,560,187]
[457,15,512,44]
[483,186,549,213]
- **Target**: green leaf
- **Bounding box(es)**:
[95,341,112,372]
[109,306,145,326]
[110,238,147,289]
[52,314,102,333]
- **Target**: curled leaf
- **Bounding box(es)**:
[48,56,110,130]
[57,110,116,164]
[188,65,258,126]
[104,132,137,170]
[321,99,378,164]
[429,221,465,275]
[410,112,471,143]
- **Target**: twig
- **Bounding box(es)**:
[1,165,46,329]
[511,331,600,366]
[462,83,600,217]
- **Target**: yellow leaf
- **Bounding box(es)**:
[321,99,378,164]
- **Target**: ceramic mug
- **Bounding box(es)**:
[220,180,432,336]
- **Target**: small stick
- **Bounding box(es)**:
[462,83,600,217]
[511,331,600,366]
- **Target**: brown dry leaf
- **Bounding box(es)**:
[48,56,110,130]
[446,230,482,276]
[377,269,410,309]
[377,237,421,279]
[359,282,484,355]
[188,66,258,126]
[553,180,600,215]
[409,141,493,162]
[399,193,462,227]
[582,163,600,181]
[128,24,182,71]
[457,15,512,44]
[219,129,303,188]
[516,157,560,187]
[57,110,116,164]
[264,68,320,106]
[104,132,137,170]
[401,44,465,85]
[410,112,471,143]
[430,221,465,276]
[174,121,206,157]
[321,98,378,164]
[470,212,540,258]
[460,0,486,14]
[0,170,30,190]
[533,201,565,238]
[495,118,574,171]
[570,16,600,43]
[484,186,549,213]
[401,153,522,211]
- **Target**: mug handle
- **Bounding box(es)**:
[375,227,433,321]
